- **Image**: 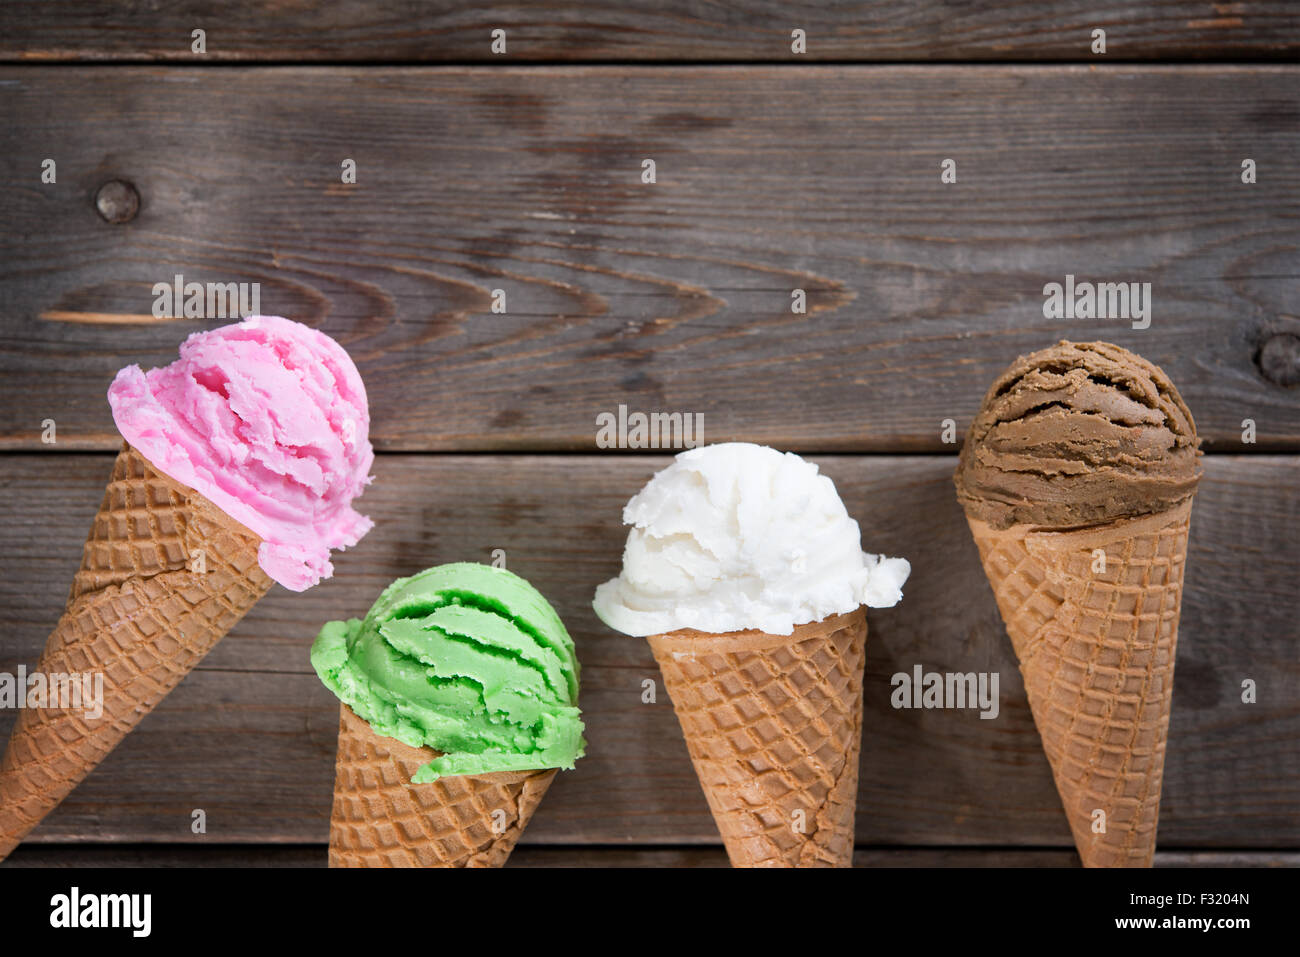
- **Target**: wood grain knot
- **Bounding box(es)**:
[94,179,139,224]
[1256,332,1300,387]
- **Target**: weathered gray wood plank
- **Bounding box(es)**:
[0,453,1294,846]
[2,66,1298,453]
[1,3,1297,61]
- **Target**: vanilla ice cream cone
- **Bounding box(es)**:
[594,443,909,867]
[648,609,867,867]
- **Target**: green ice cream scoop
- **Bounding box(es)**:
[311,562,585,782]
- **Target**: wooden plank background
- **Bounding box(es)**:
[2,2,1298,61]
[0,455,1295,850]
[2,66,1298,453]
[3,846,1295,868]
[1,8,1297,867]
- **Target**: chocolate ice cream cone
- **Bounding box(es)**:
[965,501,1190,866]
[955,341,1201,867]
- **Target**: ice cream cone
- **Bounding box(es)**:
[964,500,1192,867]
[954,340,1202,867]
[328,704,557,868]
[646,607,867,868]
[0,443,273,860]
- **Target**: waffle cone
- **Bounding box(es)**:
[646,607,867,867]
[328,704,556,867]
[0,443,273,860]
[964,499,1193,867]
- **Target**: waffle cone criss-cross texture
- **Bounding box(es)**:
[647,607,868,868]
[0,443,273,860]
[328,704,557,868]
[965,500,1192,868]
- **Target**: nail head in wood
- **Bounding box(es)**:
[1257,332,1300,387]
[94,179,140,224]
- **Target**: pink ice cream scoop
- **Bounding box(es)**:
[108,315,375,591]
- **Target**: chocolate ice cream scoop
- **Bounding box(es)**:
[954,340,1202,529]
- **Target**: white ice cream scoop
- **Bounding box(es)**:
[593,442,910,636]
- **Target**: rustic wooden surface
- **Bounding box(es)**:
[2,66,1298,453]
[2,845,1294,869]
[2,9,1297,866]
[2,2,1297,61]
[0,454,1295,850]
